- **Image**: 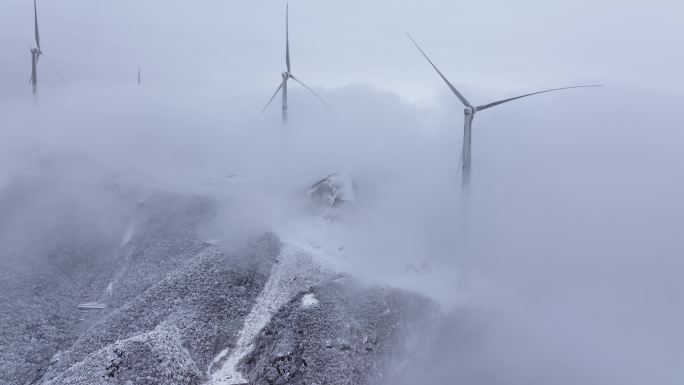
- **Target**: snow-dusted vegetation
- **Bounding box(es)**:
[0,168,446,385]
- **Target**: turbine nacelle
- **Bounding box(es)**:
[464,106,475,116]
[282,71,290,79]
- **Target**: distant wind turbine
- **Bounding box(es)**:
[137,65,141,86]
[29,0,42,96]
[262,4,331,123]
[407,33,601,189]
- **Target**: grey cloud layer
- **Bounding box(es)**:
[1,1,683,385]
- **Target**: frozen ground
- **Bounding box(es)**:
[0,172,447,385]
[207,245,333,385]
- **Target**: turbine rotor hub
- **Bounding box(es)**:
[464,106,475,115]
[282,71,290,79]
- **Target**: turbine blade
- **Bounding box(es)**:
[407,33,471,107]
[29,52,34,84]
[30,51,37,86]
[262,80,285,113]
[34,0,40,51]
[476,85,603,112]
[42,56,66,83]
[289,74,332,110]
[285,4,291,73]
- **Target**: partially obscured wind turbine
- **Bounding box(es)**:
[29,0,42,96]
[407,33,601,189]
[262,4,331,123]
[137,66,141,86]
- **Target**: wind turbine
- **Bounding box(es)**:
[29,0,42,96]
[137,65,141,86]
[407,34,601,189]
[262,4,331,123]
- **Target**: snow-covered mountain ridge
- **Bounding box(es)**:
[0,172,448,385]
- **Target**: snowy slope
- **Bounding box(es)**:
[207,245,333,384]
[1,173,446,385]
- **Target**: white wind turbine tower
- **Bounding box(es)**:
[29,0,42,96]
[408,34,601,189]
[262,4,331,123]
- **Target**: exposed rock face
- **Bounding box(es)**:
[239,279,439,385]
[308,174,355,210]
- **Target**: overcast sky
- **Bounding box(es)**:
[1,2,683,384]
[1,0,683,104]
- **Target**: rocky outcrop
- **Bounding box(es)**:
[239,278,439,385]
[308,174,355,211]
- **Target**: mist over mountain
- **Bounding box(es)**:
[1,0,684,384]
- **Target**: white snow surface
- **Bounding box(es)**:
[205,175,244,186]
[75,302,107,310]
[281,214,351,272]
[281,208,472,308]
[206,245,333,384]
[121,224,135,246]
[301,293,319,308]
[324,173,355,203]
